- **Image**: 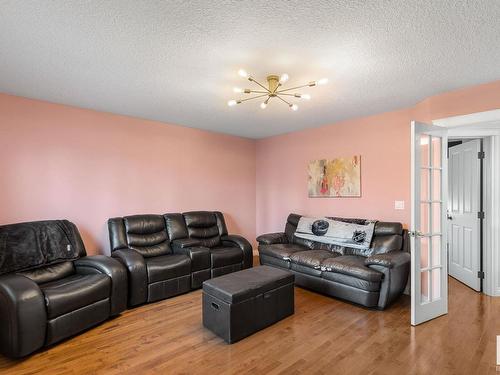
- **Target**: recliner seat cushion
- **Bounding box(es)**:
[210,247,242,268]
[320,256,383,282]
[40,274,111,319]
[145,254,191,284]
[289,250,339,269]
[19,261,75,285]
[259,243,308,260]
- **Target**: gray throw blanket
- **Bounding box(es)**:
[295,217,376,250]
[0,220,83,275]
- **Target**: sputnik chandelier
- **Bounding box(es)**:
[228,69,328,111]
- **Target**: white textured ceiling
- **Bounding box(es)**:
[1,1,500,138]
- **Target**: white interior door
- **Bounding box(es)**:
[411,121,448,326]
[448,140,481,291]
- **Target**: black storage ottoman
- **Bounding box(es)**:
[202,265,294,343]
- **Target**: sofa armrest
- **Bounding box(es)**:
[221,234,253,269]
[74,255,128,316]
[111,248,147,307]
[256,232,288,245]
[0,274,47,358]
[365,252,410,309]
[172,245,211,272]
[171,238,201,249]
[365,252,410,269]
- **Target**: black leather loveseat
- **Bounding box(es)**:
[0,220,127,358]
[108,211,252,307]
[257,214,410,309]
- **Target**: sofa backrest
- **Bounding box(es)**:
[284,213,405,257]
[0,219,84,283]
[108,215,171,258]
[164,213,188,241]
[181,211,228,248]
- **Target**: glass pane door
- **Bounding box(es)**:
[411,121,448,326]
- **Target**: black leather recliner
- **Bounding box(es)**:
[108,214,192,307]
[0,220,127,358]
[108,211,252,307]
[165,211,253,278]
[257,213,410,309]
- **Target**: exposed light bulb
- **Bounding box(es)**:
[290,104,298,111]
[233,87,243,93]
[260,102,267,109]
[317,78,328,85]
[227,100,237,106]
[279,73,289,83]
[302,94,311,100]
[238,69,249,78]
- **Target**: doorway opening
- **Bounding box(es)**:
[447,138,484,292]
[434,112,500,300]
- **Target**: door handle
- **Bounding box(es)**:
[447,214,453,220]
[409,231,425,237]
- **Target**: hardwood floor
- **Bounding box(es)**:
[0,267,498,375]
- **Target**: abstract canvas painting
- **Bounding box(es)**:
[308,156,361,197]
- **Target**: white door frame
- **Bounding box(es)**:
[433,109,500,297]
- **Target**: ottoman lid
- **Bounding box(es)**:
[202,266,294,304]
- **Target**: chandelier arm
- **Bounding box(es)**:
[278,93,302,97]
[276,95,292,106]
[277,84,313,93]
[249,78,271,92]
[247,90,269,94]
[239,93,270,103]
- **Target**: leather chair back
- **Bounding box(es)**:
[108,215,171,257]
[0,220,85,284]
[182,211,227,248]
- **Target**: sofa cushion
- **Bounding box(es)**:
[40,274,110,319]
[320,255,383,282]
[210,247,242,268]
[289,250,339,269]
[259,243,308,260]
[291,263,322,277]
[145,254,191,283]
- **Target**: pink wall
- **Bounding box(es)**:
[0,94,256,255]
[2,80,500,254]
[256,80,500,234]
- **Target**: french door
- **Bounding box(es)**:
[411,121,448,326]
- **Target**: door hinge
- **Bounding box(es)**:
[478,271,485,279]
[478,151,485,159]
[478,211,485,219]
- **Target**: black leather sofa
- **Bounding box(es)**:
[257,214,410,309]
[0,220,127,358]
[108,211,252,307]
